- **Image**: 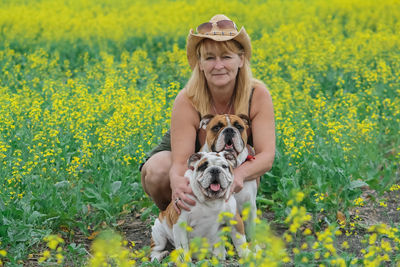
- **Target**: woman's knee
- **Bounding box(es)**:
[141,151,172,195]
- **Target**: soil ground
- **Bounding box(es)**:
[121,187,399,260]
[25,187,399,265]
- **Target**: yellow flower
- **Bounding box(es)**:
[303,228,312,235]
[389,184,400,191]
[211,256,219,265]
[369,233,377,245]
[284,233,293,243]
[351,258,358,265]
[56,253,64,264]
[301,256,308,263]
[381,239,392,252]
[43,250,51,258]
[48,240,59,250]
[229,220,238,225]
[241,207,250,221]
[296,192,305,202]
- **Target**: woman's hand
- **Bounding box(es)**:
[170,174,196,214]
[231,175,245,194]
[227,169,245,200]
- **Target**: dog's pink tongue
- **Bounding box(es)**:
[225,144,233,150]
[210,183,221,192]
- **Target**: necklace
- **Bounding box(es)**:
[212,98,233,115]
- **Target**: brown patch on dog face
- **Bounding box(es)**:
[196,157,209,172]
[159,202,179,228]
[216,152,235,174]
[229,115,248,143]
[223,151,238,169]
[234,209,245,235]
[205,118,225,149]
[187,152,203,170]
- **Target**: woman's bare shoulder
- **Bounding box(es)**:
[171,88,199,125]
[174,88,193,106]
[252,79,272,98]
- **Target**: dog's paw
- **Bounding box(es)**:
[237,247,251,258]
[237,244,261,259]
[151,250,169,262]
[212,246,226,260]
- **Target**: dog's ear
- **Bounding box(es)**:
[199,114,215,129]
[222,151,237,169]
[237,114,250,127]
[187,153,203,170]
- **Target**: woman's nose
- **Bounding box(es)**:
[214,58,224,69]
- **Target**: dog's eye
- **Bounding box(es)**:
[212,125,221,132]
[197,161,208,172]
[233,122,244,131]
[212,122,224,132]
[222,164,228,169]
[234,122,244,131]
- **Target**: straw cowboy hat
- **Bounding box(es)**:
[186,14,252,70]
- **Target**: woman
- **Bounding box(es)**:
[140,14,275,213]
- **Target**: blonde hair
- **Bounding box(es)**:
[185,39,257,117]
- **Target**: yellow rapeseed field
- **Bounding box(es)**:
[0,0,399,265]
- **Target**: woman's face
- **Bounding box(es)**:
[199,40,244,89]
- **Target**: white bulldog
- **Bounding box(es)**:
[200,114,257,238]
[150,151,248,262]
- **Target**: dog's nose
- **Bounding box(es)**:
[223,128,235,143]
[210,167,221,176]
[223,127,235,135]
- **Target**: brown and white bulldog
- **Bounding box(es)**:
[150,152,248,262]
[200,114,257,238]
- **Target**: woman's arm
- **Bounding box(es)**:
[169,89,200,213]
[232,83,276,193]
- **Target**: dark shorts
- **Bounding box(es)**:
[139,129,202,172]
[139,130,171,172]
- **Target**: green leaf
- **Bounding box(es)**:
[91,203,112,218]
[111,181,122,195]
[28,211,46,224]
[55,180,70,189]
[349,180,368,190]
[0,197,5,211]
[256,197,274,206]
[83,187,101,200]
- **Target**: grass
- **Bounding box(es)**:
[0,0,399,266]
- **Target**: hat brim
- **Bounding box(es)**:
[186,27,251,70]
